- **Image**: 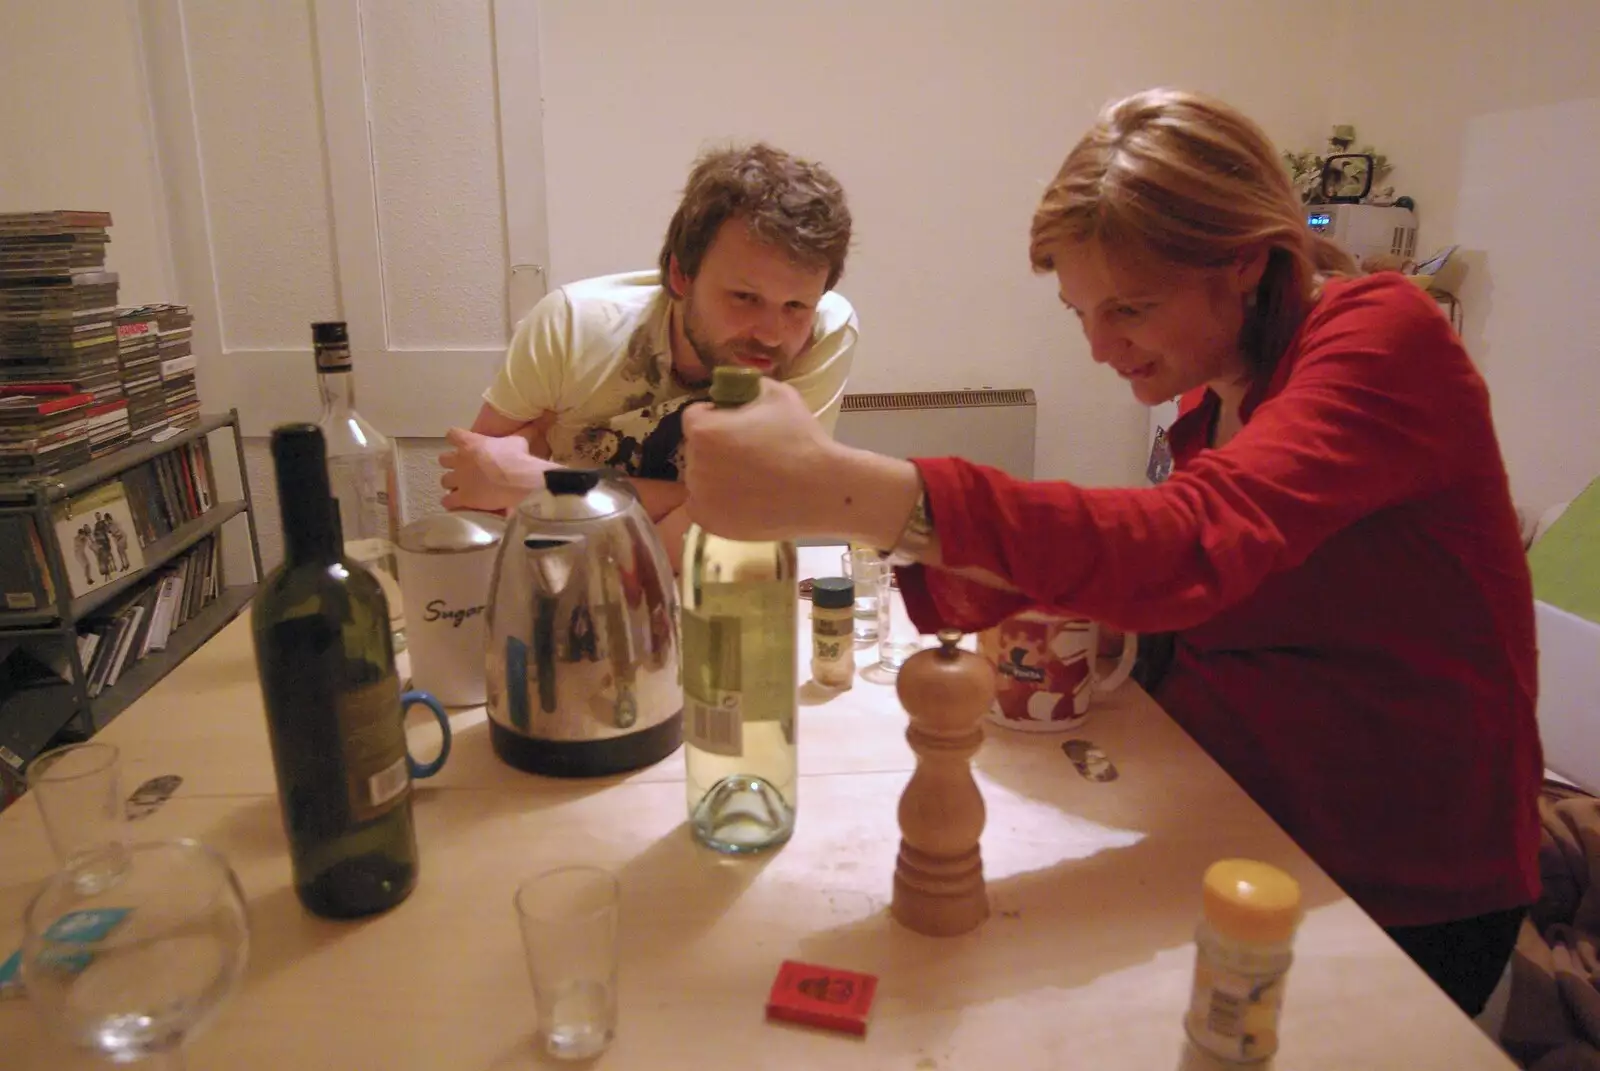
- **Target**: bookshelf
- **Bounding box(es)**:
[0,410,261,789]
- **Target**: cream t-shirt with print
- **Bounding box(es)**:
[482,270,858,482]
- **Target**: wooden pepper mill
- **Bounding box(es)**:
[891,628,997,937]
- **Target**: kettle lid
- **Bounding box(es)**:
[397,510,506,553]
[516,467,637,523]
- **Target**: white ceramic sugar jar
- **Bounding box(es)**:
[396,511,505,706]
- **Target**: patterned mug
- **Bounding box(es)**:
[978,611,1137,732]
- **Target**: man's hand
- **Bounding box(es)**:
[439,427,556,511]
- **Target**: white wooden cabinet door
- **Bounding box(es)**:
[137,0,549,438]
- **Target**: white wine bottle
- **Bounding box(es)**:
[681,367,798,853]
[253,423,421,918]
[312,321,407,652]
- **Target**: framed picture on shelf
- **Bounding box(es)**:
[51,480,146,599]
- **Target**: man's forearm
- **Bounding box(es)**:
[500,450,555,491]
[627,478,689,522]
[656,504,693,574]
[487,451,683,520]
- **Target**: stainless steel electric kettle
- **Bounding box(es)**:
[484,468,682,777]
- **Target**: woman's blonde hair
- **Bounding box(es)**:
[1030,89,1356,376]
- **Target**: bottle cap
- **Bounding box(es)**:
[311,321,349,345]
[1200,859,1302,945]
[710,366,762,407]
[311,321,352,372]
[812,576,854,609]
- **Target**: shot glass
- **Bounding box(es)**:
[514,865,620,1061]
[842,548,887,644]
[877,588,927,673]
[27,742,129,893]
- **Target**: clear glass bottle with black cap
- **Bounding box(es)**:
[312,320,407,652]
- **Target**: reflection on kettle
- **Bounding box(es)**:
[485,468,683,778]
[569,605,598,662]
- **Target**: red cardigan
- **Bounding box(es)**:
[899,273,1541,928]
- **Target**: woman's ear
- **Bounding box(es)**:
[1235,245,1271,296]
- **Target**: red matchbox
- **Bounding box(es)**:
[765,959,878,1037]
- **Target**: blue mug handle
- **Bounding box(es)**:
[401,689,452,779]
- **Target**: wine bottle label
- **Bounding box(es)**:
[315,341,352,373]
[367,756,410,809]
[682,610,744,757]
[685,693,743,756]
[682,579,796,757]
[337,679,411,823]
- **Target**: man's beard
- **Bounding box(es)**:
[680,292,785,384]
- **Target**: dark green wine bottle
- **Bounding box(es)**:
[252,423,420,919]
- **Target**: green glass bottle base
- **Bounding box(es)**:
[296,853,417,919]
[690,775,794,854]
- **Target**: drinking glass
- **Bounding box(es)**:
[877,589,927,672]
[841,548,886,643]
[28,742,129,894]
[21,838,251,1069]
[515,865,619,1061]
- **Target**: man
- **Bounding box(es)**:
[440,142,858,569]
[105,511,130,570]
[92,513,113,581]
[74,523,95,587]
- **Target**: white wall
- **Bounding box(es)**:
[538,0,1333,490]
[1454,98,1600,515]
[4,0,1595,555]
[363,0,509,350]
[180,0,507,568]
[1339,0,1600,513]
[0,1,171,304]
[0,2,499,572]
[182,1,340,350]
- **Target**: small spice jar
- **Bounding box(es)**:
[1185,859,1302,1063]
[810,577,856,689]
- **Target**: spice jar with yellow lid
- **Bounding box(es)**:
[1184,858,1303,1063]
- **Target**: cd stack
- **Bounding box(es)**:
[153,305,198,429]
[0,211,121,476]
[0,391,93,480]
[115,307,170,440]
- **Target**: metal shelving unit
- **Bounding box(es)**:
[0,410,262,772]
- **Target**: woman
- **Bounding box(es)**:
[681,89,1541,1016]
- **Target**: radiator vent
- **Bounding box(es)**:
[832,387,1037,480]
[842,388,1036,411]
